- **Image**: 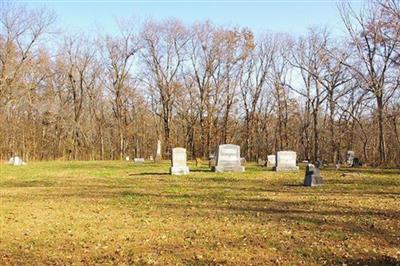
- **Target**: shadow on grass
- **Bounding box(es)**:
[128,172,169,176]
[338,256,399,266]
[190,169,213,173]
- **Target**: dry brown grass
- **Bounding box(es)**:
[1,161,399,265]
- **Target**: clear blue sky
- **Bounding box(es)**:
[20,0,362,37]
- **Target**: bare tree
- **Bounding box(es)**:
[340,1,400,163]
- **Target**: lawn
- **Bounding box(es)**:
[0,161,399,265]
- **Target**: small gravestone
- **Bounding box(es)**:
[170,147,189,175]
[134,158,145,164]
[212,144,244,172]
[267,155,276,167]
[352,157,362,167]
[149,155,154,161]
[274,151,299,171]
[240,157,246,166]
[257,158,266,166]
[125,156,130,161]
[304,163,324,186]
[209,154,216,168]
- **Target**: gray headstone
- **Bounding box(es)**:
[274,151,299,171]
[240,157,246,166]
[170,147,189,175]
[257,158,266,166]
[304,163,324,186]
[267,155,276,167]
[212,144,244,173]
[134,158,145,164]
[346,151,355,166]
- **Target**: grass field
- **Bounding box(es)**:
[0,161,399,265]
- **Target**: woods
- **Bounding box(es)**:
[1,1,399,165]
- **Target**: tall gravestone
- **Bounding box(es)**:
[304,163,324,186]
[346,151,355,166]
[209,154,216,168]
[274,151,299,171]
[212,144,244,172]
[155,140,162,163]
[267,155,276,167]
[170,147,189,175]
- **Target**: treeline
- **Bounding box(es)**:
[1,1,399,165]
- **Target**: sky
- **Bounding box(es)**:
[18,0,363,37]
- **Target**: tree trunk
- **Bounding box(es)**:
[376,96,386,164]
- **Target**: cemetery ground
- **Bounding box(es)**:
[0,161,399,265]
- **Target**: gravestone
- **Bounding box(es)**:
[170,147,189,175]
[240,157,246,166]
[149,155,154,161]
[212,144,244,172]
[8,156,25,166]
[209,154,216,168]
[125,156,130,161]
[304,163,324,186]
[352,157,362,167]
[134,158,145,164]
[267,155,276,167]
[155,140,162,163]
[274,151,299,171]
[257,158,266,166]
[346,151,355,166]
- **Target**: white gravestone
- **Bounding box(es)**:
[213,144,245,173]
[8,156,25,166]
[267,155,276,167]
[155,140,162,162]
[170,147,189,175]
[274,151,299,171]
[134,158,145,164]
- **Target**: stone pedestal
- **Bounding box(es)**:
[213,165,244,173]
[170,166,190,175]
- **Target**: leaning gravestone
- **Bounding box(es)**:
[212,144,244,172]
[267,155,276,167]
[170,147,189,175]
[274,151,299,171]
[134,158,145,164]
[304,163,324,186]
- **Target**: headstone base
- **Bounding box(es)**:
[273,166,299,172]
[304,175,324,186]
[170,166,189,175]
[212,165,245,173]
